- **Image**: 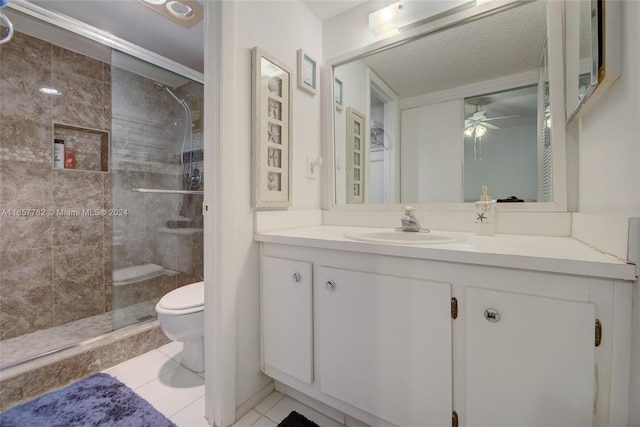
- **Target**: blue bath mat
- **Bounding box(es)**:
[0,372,177,427]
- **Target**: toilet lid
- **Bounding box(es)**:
[158,281,204,311]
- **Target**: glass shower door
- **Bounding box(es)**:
[110,51,204,330]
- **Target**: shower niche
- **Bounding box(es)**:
[53,123,109,172]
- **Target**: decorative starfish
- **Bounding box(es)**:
[477,211,487,223]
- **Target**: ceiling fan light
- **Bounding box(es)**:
[464,127,474,137]
[475,125,487,137]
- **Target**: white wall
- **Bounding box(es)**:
[577,2,640,215]
[224,0,323,410]
[401,100,464,203]
[575,2,640,424]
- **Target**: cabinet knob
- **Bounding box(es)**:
[484,308,500,322]
[292,273,301,282]
[325,281,336,291]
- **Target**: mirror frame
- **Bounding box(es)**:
[564,0,599,121]
[565,0,622,122]
[322,0,568,213]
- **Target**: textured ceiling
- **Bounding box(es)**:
[358,0,547,99]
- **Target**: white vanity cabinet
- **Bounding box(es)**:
[261,256,313,384]
[317,267,452,426]
[466,287,596,427]
[258,235,633,427]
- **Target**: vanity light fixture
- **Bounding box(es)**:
[369,0,475,36]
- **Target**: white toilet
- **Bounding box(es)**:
[155,281,205,372]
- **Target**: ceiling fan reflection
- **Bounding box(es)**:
[464,106,519,161]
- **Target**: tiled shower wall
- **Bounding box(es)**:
[0,31,112,340]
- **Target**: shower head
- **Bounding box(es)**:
[153,81,186,105]
[153,81,167,91]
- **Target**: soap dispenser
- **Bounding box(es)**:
[475,186,495,235]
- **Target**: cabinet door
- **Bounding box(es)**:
[262,256,313,384]
[318,267,452,426]
[466,287,595,427]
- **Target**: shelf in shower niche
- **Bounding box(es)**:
[53,123,109,172]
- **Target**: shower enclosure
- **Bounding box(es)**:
[0,14,203,372]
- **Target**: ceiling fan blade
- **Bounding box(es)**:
[484,115,520,121]
[483,122,500,129]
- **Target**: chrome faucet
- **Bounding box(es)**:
[399,205,427,232]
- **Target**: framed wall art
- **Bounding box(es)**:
[251,47,293,209]
[346,107,366,203]
[297,49,318,95]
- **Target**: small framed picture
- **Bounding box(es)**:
[334,78,343,111]
[297,49,318,95]
[251,47,292,209]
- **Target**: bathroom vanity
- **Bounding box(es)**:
[255,226,635,427]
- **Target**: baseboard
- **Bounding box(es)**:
[236,381,275,421]
[275,381,347,425]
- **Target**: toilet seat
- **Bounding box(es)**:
[156,281,204,315]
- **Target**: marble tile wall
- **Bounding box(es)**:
[0,31,112,341]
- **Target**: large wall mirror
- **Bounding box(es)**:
[332,0,562,207]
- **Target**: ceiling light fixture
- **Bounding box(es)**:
[166,1,194,20]
[136,0,203,29]
[369,0,475,36]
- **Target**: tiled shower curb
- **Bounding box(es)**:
[0,320,170,411]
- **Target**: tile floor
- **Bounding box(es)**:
[103,341,344,427]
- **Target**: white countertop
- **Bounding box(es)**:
[254,226,637,281]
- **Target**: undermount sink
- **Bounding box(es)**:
[344,229,466,245]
